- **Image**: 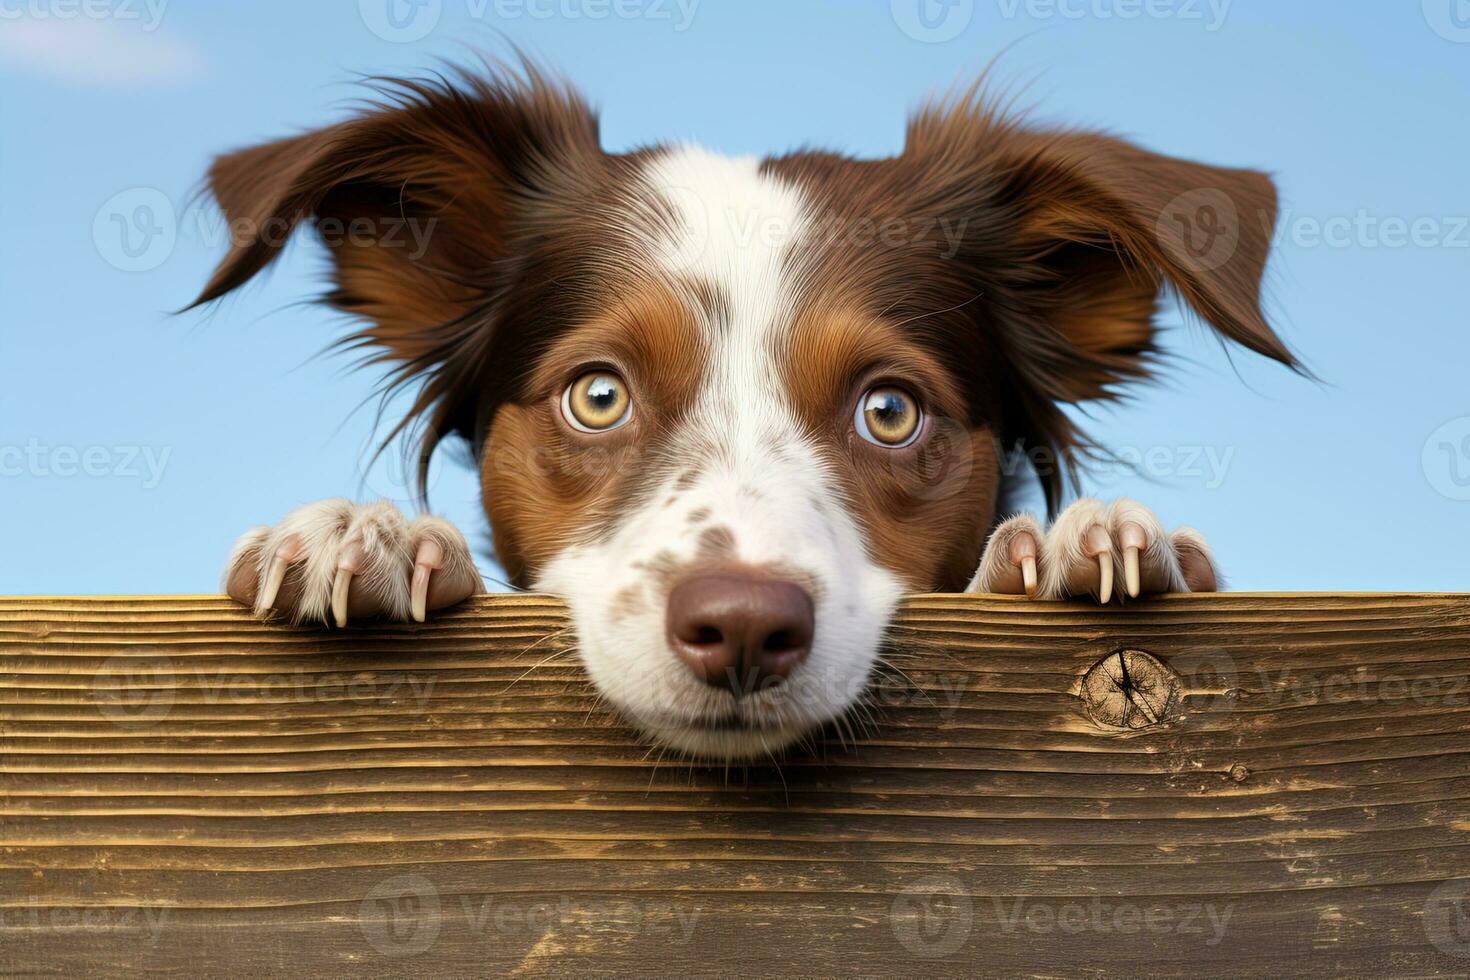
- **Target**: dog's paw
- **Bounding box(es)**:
[223,499,483,626]
[967,497,1218,602]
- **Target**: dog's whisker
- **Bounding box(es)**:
[499,630,575,693]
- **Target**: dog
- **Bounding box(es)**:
[200,63,1295,760]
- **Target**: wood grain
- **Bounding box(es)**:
[3,593,1470,977]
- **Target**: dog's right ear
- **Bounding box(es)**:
[190,65,603,367]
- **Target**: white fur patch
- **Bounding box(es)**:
[535,146,904,760]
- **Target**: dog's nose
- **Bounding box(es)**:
[666,572,815,693]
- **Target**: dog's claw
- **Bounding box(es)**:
[332,540,363,628]
[1082,524,1114,604]
[1007,531,1039,598]
[1118,521,1145,598]
[331,568,352,627]
[411,538,443,623]
[258,536,298,612]
[259,555,288,613]
[1122,547,1139,598]
[1020,554,1037,597]
[410,565,431,623]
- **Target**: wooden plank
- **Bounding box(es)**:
[2,592,1470,977]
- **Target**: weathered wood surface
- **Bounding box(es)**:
[3,593,1470,977]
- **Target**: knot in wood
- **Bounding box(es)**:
[1080,648,1182,731]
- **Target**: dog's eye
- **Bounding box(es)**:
[855,385,922,448]
[562,371,632,432]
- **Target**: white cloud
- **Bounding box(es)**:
[0,13,202,84]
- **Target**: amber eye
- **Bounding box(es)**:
[855,385,922,448]
[562,370,632,432]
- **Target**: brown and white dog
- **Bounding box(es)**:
[200,64,1295,760]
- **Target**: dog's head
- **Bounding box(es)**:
[196,64,1293,759]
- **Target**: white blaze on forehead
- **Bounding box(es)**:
[639,146,821,554]
[640,145,809,356]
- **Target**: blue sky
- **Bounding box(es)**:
[1,0,1466,594]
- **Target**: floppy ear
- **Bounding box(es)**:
[190,65,603,487]
[193,67,600,359]
[902,98,1298,505]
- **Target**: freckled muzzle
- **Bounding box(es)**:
[665,571,815,695]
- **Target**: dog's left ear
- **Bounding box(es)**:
[191,67,602,370]
[189,65,605,487]
[903,101,1298,406]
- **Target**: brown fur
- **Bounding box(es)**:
[192,63,1296,591]
[781,305,998,590]
[480,280,710,583]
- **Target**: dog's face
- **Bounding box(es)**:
[196,67,1291,759]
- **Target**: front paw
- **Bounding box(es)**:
[223,499,483,626]
[967,498,1218,602]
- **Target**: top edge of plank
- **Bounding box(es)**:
[2,592,1466,603]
